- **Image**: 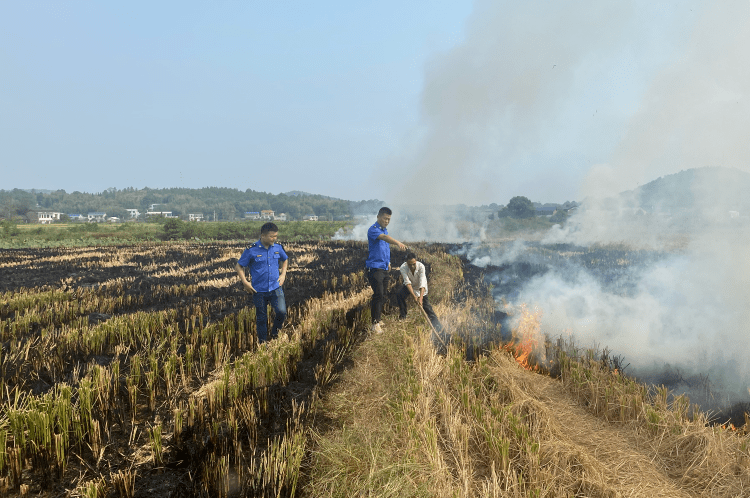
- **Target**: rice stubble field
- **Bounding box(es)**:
[0,240,749,496]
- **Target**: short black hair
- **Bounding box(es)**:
[378,206,392,216]
[261,222,279,234]
[406,252,417,261]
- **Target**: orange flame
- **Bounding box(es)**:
[506,304,544,371]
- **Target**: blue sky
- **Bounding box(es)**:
[2,1,747,205]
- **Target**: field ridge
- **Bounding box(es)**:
[304,249,750,497]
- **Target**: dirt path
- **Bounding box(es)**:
[507,363,694,498]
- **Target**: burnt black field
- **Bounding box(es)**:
[453,240,750,427]
[454,241,668,302]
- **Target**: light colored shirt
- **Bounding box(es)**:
[399,261,428,297]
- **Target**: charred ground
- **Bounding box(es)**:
[450,240,750,428]
[0,240,385,496]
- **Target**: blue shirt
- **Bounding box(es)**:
[237,240,288,292]
[365,222,389,270]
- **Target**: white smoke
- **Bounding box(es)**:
[385,0,704,205]
[334,204,491,244]
[332,216,376,241]
[456,238,528,268]
[467,168,750,404]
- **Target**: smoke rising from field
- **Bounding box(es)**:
[346,0,750,408]
[334,204,491,245]
[526,0,750,402]
[469,167,750,407]
[384,0,708,205]
[510,222,750,408]
[382,0,750,205]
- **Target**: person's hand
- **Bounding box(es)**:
[278,274,286,286]
[242,281,256,294]
[397,241,407,251]
[417,295,424,307]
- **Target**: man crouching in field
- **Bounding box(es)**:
[397,252,442,332]
[235,222,288,344]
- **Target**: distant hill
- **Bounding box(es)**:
[283,190,341,200]
[622,167,750,217]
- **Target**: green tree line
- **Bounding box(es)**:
[1,187,384,222]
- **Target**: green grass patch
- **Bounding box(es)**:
[0,220,356,247]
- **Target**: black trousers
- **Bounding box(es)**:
[367,267,390,323]
[396,285,442,331]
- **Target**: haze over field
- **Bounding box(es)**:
[3,1,748,206]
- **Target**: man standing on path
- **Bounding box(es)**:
[397,252,442,331]
[366,207,407,334]
[235,222,289,344]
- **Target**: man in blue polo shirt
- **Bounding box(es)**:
[366,206,407,334]
[235,222,289,344]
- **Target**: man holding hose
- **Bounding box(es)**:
[396,252,442,332]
